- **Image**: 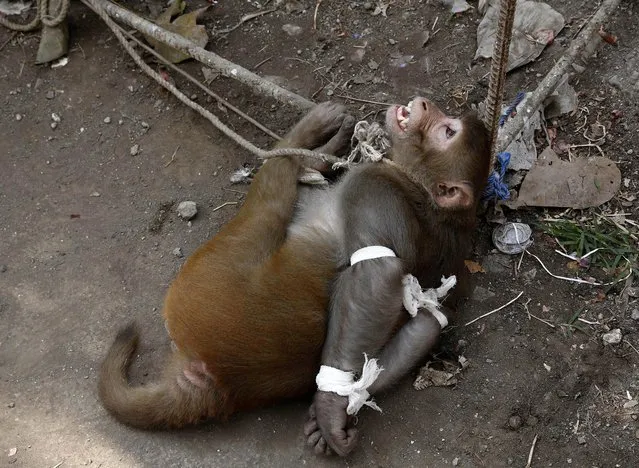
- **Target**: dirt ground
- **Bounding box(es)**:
[1,0,638,467]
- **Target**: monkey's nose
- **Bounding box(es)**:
[412,97,428,112]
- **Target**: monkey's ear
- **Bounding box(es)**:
[433,182,474,209]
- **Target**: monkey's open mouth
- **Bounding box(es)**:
[396,100,413,131]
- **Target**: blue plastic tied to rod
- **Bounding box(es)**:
[484,91,525,201]
[484,151,511,200]
[498,91,526,127]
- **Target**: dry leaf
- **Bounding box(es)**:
[465,260,486,274]
[598,26,618,45]
[566,260,580,271]
[505,147,621,210]
[590,290,606,303]
[146,2,210,64]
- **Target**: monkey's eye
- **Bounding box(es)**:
[445,126,457,139]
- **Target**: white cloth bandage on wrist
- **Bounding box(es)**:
[315,355,384,415]
[402,274,455,328]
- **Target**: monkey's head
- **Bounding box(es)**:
[385,97,491,211]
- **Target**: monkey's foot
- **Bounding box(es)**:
[177,360,214,391]
[303,391,358,457]
[287,102,355,171]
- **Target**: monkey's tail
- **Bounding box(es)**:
[98,323,214,429]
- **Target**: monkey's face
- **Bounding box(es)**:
[386,97,463,154]
[385,97,491,210]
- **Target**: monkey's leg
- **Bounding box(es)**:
[225,103,353,260]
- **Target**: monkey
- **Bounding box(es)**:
[97,98,491,457]
[301,99,491,456]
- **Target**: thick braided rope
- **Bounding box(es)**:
[0,0,70,32]
[484,0,517,167]
[81,0,342,165]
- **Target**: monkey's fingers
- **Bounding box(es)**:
[326,426,358,457]
[313,435,328,455]
[306,428,322,447]
[303,415,319,437]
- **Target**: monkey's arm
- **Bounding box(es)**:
[307,167,429,456]
[367,310,441,394]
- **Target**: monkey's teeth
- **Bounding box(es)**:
[397,105,410,130]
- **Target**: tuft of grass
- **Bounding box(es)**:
[539,216,638,278]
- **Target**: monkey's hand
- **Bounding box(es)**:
[282,102,355,171]
[303,391,358,457]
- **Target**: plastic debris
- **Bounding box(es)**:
[476,1,564,72]
[230,166,255,184]
[500,93,542,171]
[492,222,533,255]
[544,74,578,119]
[0,0,31,15]
[438,0,471,14]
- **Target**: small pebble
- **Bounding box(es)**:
[508,415,522,430]
[130,144,140,156]
[7,402,15,408]
[177,201,197,220]
[103,116,111,124]
[0,265,7,273]
[636,429,639,439]
[282,24,303,37]
[172,247,183,258]
[51,113,61,122]
[90,192,101,197]
[45,90,55,99]
[452,457,460,466]
[141,121,149,129]
[623,400,638,409]
[15,113,22,121]
[602,328,622,345]
[632,309,639,321]
[51,122,58,130]
[388,38,397,45]
[577,435,586,445]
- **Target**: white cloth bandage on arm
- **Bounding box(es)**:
[315,355,384,415]
[402,274,455,328]
[350,245,397,265]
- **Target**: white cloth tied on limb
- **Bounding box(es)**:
[315,246,455,414]
[350,245,454,328]
[401,274,455,328]
[316,355,384,415]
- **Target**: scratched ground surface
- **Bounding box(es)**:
[1,1,638,467]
